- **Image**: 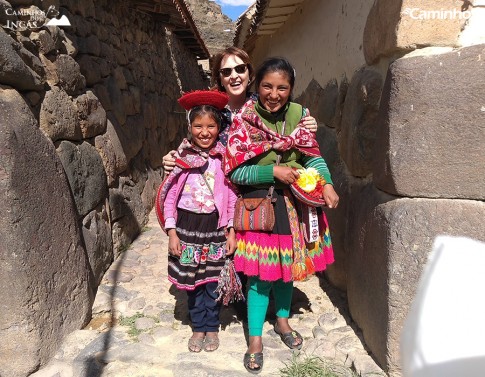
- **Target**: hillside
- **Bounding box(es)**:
[184,0,235,56]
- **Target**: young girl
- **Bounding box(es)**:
[156,90,238,353]
[225,58,339,374]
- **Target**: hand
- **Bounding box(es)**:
[273,166,300,185]
[323,184,339,209]
[225,228,237,256]
[168,229,181,257]
[302,115,318,133]
[163,150,177,173]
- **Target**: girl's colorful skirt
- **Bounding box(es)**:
[234,188,334,283]
[168,209,226,290]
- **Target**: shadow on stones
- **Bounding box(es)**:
[235,286,311,347]
[169,284,190,325]
[82,193,141,377]
[169,283,246,331]
[318,274,351,319]
[83,249,130,377]
[318,273,381,365]
[290,287,311,314]
[221,272,248,330]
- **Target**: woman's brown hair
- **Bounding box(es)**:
[211,46,254,93]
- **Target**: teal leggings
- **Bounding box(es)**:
[247,276,293,336]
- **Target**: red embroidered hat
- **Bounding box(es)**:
[290,182,327,207]
[178,90,229,111]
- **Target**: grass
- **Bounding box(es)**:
[118,313,144,339]
[280,353,357,377]
[118,312,161,340]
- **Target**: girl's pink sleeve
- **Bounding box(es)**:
[226,181,238,228]
[163,175,179,229]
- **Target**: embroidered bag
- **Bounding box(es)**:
[233,188,276,232]
[233,154,282,232]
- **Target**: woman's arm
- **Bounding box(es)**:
[301,155,333,185]
[230,163,299,186]
[229,164,275,185]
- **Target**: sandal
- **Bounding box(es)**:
[243,346,264,375]
[274,322,303,350]
[188,336,205,353]
[204,334,220,352]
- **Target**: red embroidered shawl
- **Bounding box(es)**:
[224,98,321,174]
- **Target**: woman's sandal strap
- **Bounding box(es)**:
[274,323,303,350]
[244,352,264,374]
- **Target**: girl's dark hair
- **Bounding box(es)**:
[254,57,295,91]
[188,105,222,128]
[211,46,254,93]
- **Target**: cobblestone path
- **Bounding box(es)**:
[32,210,384,377]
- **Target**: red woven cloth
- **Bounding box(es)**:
[224,98,321,174]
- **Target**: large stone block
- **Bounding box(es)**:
[0,87,93,377]
[106,76,126,125]
[70,13,91,37]
[346,183,485,376]
[77,35,101,56]
[144,127,163,169]
[0,1,16,25]
[338,67,383,177]
[364,0,468,64]
[82,204,113,286]
[109,175,146,255]
[0,30,44,90]
[141,167,163,215]
[54,54,86,95]
[76,54,102,86]
[94,119,129,186]
[56,141,108,217]
[315,125,351,290]
[62,32,78,57]
[295,78,338,127]
[74,90,107,138]
[107,112,145,163]
[39,86,81,142]
[143,92,167,130]
[374,44,485,200]
[17,43,45,76]
[332,75,348,131]
[30,29,56,54]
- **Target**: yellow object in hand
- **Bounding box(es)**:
[295,167,320,193]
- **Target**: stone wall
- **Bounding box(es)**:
[244,0,485,376]
[0,0,206,376]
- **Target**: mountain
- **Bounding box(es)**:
[184,0,235,56]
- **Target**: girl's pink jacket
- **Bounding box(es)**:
[162,157,237,230]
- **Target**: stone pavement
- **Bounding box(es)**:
[32,210,385,377]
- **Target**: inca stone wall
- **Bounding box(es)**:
[245,0,485,376]
[0,0,206,376]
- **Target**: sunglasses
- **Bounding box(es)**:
[219,64,247,77]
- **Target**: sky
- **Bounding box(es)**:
[212,0,255,21]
